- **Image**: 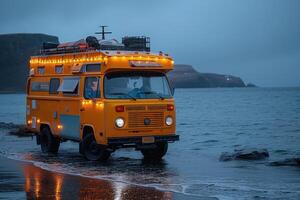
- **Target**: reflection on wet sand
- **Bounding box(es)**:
[23,163,173,200]
[24,164,63,200]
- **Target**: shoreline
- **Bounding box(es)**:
[0,87,300,95]
[0,91,25,94]
[0,156,203,200]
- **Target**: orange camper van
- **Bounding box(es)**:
[26,35,179,161]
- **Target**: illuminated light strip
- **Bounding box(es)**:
[105,55,174,66]
[33,57,105,64]
[130,60,161,67]
[30,54,173,65]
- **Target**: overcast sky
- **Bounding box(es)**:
[1,0,300,87]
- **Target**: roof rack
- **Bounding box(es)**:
[40,36,151,55]
[40,45,95,55]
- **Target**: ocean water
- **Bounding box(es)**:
[0,88,300,199]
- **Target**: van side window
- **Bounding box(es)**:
[58,77,80,95]
[31,82,49,92]
[86,64,101,72]
[55,65,63,74]
[84,77,100,99]
[37,66,45,74]
[49,78,60,94]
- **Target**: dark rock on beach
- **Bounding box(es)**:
[246,83,257,87]
[268,158,300,167]
[9,125,34,137]
[0,122,21,130]
[0,122,33,137]
[219,148,269,161]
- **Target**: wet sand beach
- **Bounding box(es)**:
[0,156,203,200]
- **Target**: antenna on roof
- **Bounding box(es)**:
[95,25,112,40]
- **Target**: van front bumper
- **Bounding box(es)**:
[108,135,179,146]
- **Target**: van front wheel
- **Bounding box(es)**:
[141,142,168,160]
[81,134,110,161]
[40,127,60,154]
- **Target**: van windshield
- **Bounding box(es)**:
[104,71,172,99]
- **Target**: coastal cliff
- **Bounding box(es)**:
[0,33,59,92]
[167,65,246,88]
[0,33,245,91]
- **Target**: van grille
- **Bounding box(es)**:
[147,105,166,110]
[126,105,146,111]
[128,112,164,128]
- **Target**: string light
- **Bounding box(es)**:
[30,54,174,70]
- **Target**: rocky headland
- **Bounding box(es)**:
[0,33,247,91]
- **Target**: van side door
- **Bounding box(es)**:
[80,76,105,144]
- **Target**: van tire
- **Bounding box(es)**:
[81,133,110,161]
[141,142,168,160]
[40,127,60,154]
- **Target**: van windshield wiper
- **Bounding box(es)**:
[107,92,136,100]
[141,91,165,100]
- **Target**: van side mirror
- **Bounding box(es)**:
[171,87,175,96]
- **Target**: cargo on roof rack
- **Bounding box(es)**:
[40,36,151,56]
[122,36,150,52]
[41,39,93,55]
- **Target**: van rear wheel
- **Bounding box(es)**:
[40,127,60,154]
[81,134,111,161]
[141,142,168,160]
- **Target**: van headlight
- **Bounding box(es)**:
[115,118,125,128]
[165,116,173,126]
